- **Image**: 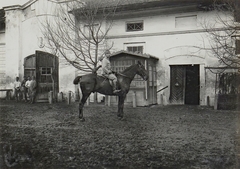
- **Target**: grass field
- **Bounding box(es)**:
[0,100,239,169]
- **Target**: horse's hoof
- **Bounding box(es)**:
[117,115,123,118]
[79,118,85,122]
[117,115,124,120]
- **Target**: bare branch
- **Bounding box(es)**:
[40,0,120,73]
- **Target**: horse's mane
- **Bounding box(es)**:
[121,64,137,74]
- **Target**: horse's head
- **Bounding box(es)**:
[136,61,148,81]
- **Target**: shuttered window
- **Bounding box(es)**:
[126,21,143,32]
[236,40,240,55]
[127,46,143,54]
[175,15,197,28]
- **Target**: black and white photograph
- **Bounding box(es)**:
[0,0,239,168]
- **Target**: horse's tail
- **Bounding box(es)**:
[73,76,82,85]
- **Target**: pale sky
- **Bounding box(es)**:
[0,0,30,8]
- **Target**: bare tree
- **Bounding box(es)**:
[200,0,240,67]
[41,0,120,73]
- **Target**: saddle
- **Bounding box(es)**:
[98,72,121,93]
[99,73,120,88]
[99,74,115,86]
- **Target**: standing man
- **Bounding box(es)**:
[100,50,121,93]
[21,76,28,102]
[25,76,31,102]
[13,77,21,101]
[29,76,37,104]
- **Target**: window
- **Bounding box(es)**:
[236,39,240,55]
[0,22,5,31]
[41,67,51,75]
[175,15,197,28]
[127,46,143,54]
[126,21,143,32]
[84,23,100,34]
[40,67,52,83]
[111,59,145,88]
[234,7,240,22]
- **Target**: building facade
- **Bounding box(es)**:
[0,0,76,100]
[99,0,238,106]
[0,0,238,106]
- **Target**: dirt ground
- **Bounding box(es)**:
[0,100,239,169]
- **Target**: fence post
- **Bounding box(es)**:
[86,97,90,106]
[57,92,63,102]
[214,94,218,110]
[48,91,53,104]
[132,91,136,107]
[108,96,111,106]
[207,96,210,107]
[160,94,164,105]
[67,91,71,105]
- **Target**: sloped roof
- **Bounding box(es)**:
[77,0,224,8]
[109,50,159,60]
[71,0,226,18]
[80,0,219,6]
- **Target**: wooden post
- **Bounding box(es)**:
[160,94,164,105]
[48,91,53,104]
[86,97,90,106]
[67,91,71,105]
[214,94,218,110]
[108,96,111,106]
[132,91,136,107]
[104,95,108,106]
[207,96,210,107]
[57,92,63,102]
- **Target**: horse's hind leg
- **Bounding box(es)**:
[117,94,126,119]
[79,92,91,122]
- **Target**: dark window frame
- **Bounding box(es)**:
[126,21,143,32]
[127,46,143,54]
[236,39,240,55]
[41,67,52,75]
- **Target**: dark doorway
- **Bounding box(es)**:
[185,65,200,105]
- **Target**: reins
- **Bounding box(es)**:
[117,72,132,79]
[117,64,137,79]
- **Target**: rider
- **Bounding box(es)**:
[100,50,121,93]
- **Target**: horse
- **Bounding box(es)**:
[73,61,149,121]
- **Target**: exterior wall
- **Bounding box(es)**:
[1,1,232,105]
[1,0,75,99]
[0,32,6,88]
[3,7,24,94]
[107,11,222,106]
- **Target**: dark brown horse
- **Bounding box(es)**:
[73,61,149,121]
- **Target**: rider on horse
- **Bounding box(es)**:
[100,50,121,94]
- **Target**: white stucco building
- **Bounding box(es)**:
[0,0,239,106]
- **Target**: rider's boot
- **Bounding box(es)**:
[112,81,121,93]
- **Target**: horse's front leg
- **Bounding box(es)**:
[79,93,90,122]
[117,95,126,119]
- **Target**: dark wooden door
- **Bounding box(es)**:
[170,65,200,105]
[24,51,59,102]
[170,65,185,104]
[35,51,59,102]
[185,65,200,105]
